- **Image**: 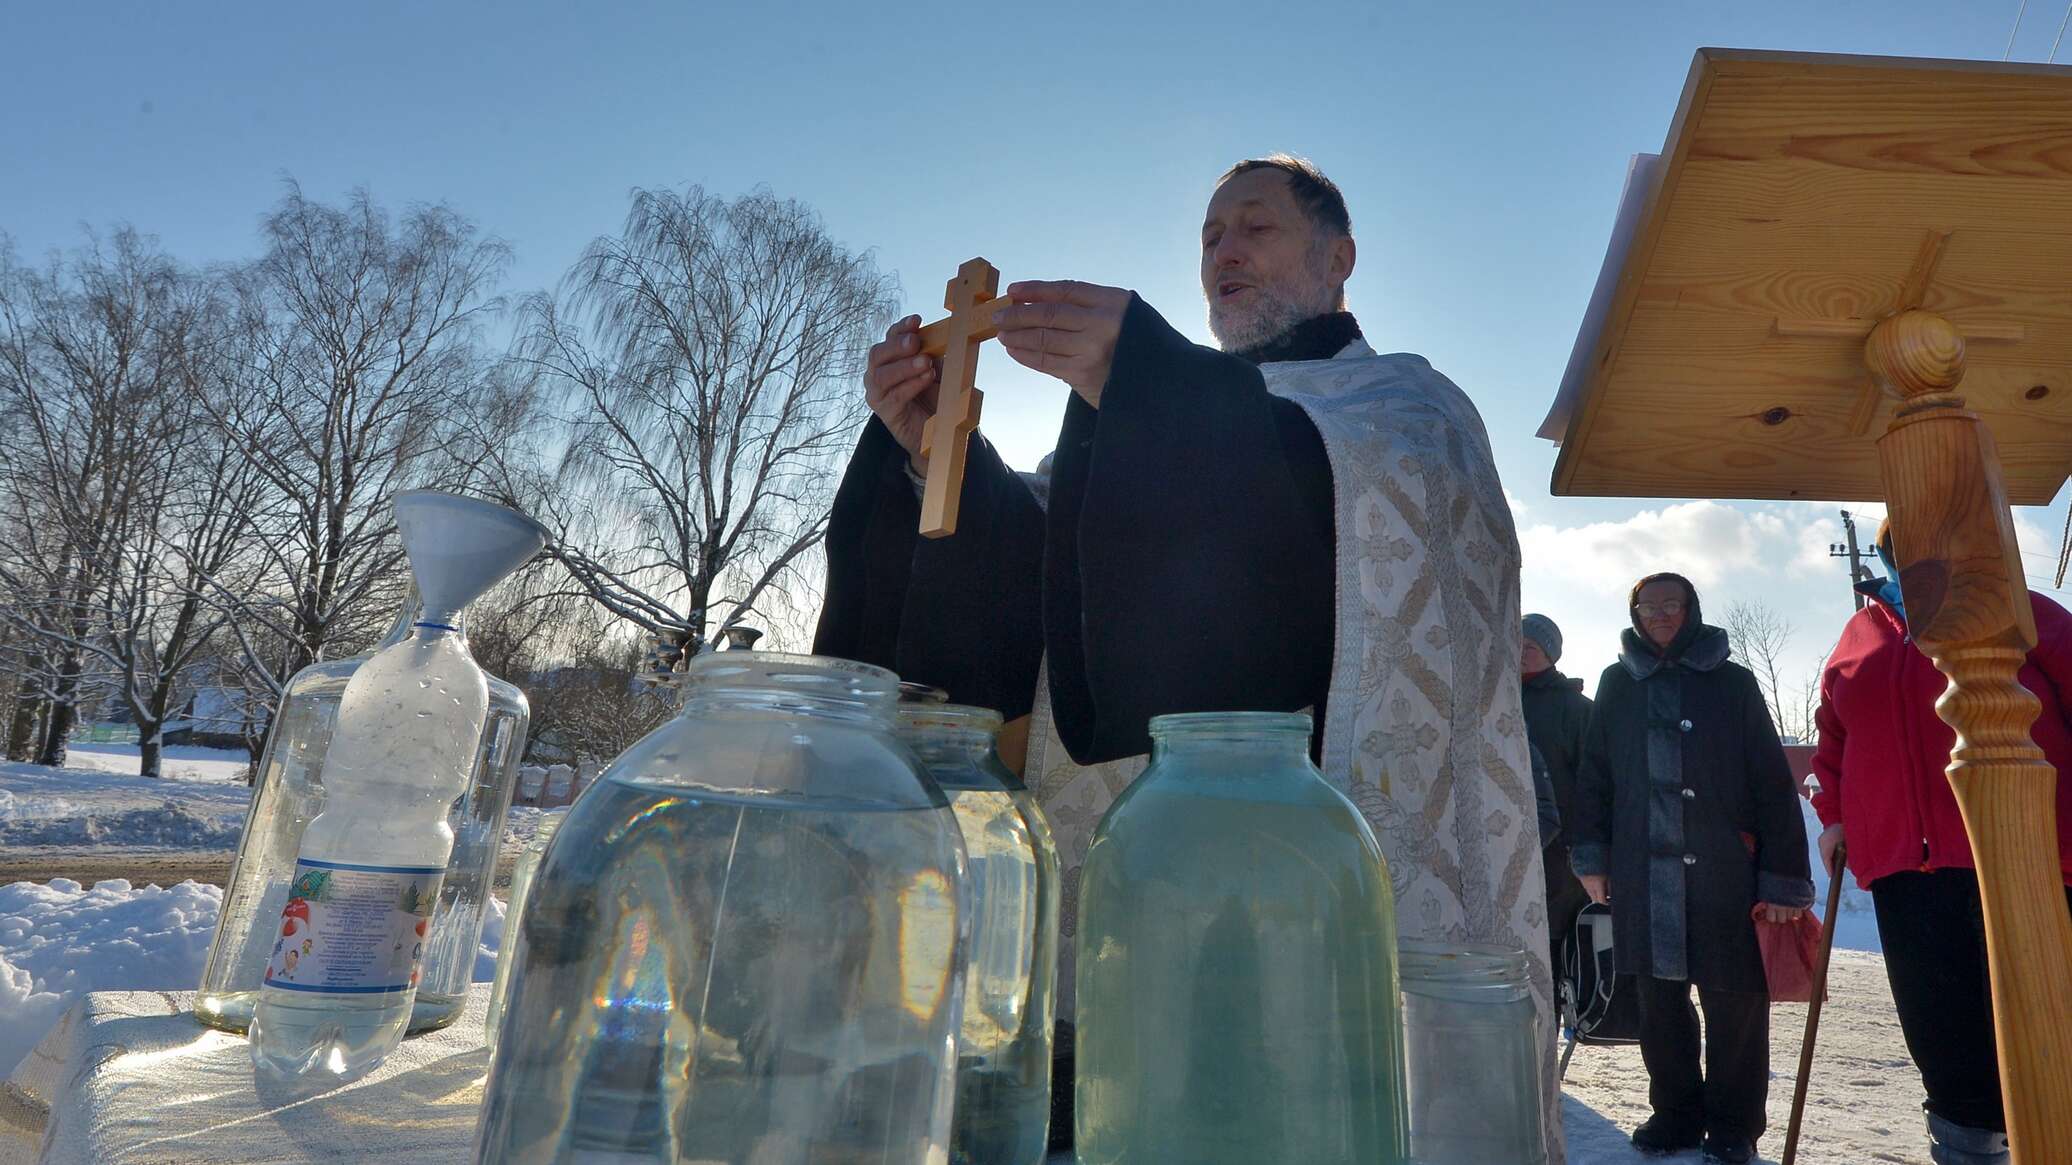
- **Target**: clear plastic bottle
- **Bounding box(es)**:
[483,810,564,1049]
[194,596,530,1036]
[473,652,969,1165]
[1075,711,1409,1165]
[896,699,1060,1165]
[1399,941,1546,1165]
[248,617,490,1080]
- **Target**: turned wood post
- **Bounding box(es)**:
[1871,309,2072,1162]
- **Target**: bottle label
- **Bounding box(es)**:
[263,858,443,995]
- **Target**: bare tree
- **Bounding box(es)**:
[201,183,512,708]
[1793,662,1823,750]
[96,287,269,778]
[514,186,897,654]
[0,229,201,767]
[1723,598,1805,740]
[523,635,674,767]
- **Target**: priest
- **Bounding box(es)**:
[815,155,1554,1159]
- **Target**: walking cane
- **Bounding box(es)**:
[1783,841,1848,1165]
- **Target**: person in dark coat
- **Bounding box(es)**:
[1572,573,1814,1165]
[1811,522,2072,1165]
[1522,613,1593,959]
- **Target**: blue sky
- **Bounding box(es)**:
[5,0,2069,695]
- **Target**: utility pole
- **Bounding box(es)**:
[1829,509,1870,611]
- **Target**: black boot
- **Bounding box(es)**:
[1702,1131,1755,1163]
[1632,1114,1704,1155]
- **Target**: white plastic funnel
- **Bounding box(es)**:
[393,490,549,625]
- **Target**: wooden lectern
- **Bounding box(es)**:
[1544,49,2072,1162]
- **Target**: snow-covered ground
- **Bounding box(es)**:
[1563,949,1930,1164]
[0,755,252,849]
[62,740,253,783]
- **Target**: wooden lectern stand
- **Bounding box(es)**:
[1544,49,2072,1162]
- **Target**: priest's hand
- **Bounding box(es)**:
[1758,902,1807,925]
[864,314,941,472]
[1578,874,1609,904]
[995,281,1132,407]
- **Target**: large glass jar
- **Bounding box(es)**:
[194,593,530,1035]
[1075,711,1408,1165]
[896,698,1060,1165]
[483,809,565,1048]
[473,653,969,1165]
[1399,941,1546,1165]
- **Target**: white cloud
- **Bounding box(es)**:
[1517,500,1844,599]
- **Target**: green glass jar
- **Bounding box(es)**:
[1075,711,1408,1165]
[897,698,1061,1165]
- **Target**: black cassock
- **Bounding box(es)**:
[813,298,1356,762]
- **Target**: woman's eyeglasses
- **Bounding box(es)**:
[1635,600,1686,618]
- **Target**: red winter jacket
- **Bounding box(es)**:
[1811,593,2072,890]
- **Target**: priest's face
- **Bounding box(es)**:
[1201,169,1353,352]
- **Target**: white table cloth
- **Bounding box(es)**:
[1,987,1075,1163]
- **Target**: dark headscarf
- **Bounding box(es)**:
[1628,572,1706,660]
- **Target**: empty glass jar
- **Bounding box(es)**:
[896,697,1060,1165]
[1399,940,1546,1165]
[1075,711,1408,1165]
[194,591,530,1035]
[483,809,565,1049]
[473,652,969,1164]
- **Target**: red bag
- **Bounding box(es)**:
[1751,904,1826,1003]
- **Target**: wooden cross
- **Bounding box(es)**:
[916,257,1009,538]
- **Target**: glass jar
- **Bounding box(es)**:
[1075,711,1408,1165]
[472,652,969,1165]
[194,592,530,1035]
[896,699,1060,1165]
[1398,941,1546,1165]
[483,809,565,1048]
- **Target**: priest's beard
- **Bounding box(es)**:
[1206,241,1340,354]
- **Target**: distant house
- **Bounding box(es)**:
[164,686,271,750]
[1783,742,1818,799]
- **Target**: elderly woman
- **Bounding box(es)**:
[1572,573,1813,1165]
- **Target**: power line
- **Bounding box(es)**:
[2051,1,2072,62]
[2009,0,2032,60]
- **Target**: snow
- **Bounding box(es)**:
[0,758,252,846]
[0,798,240,848]
[0,878,222,1080]
[1560,950,1930,1164]
[63,740,253,783]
